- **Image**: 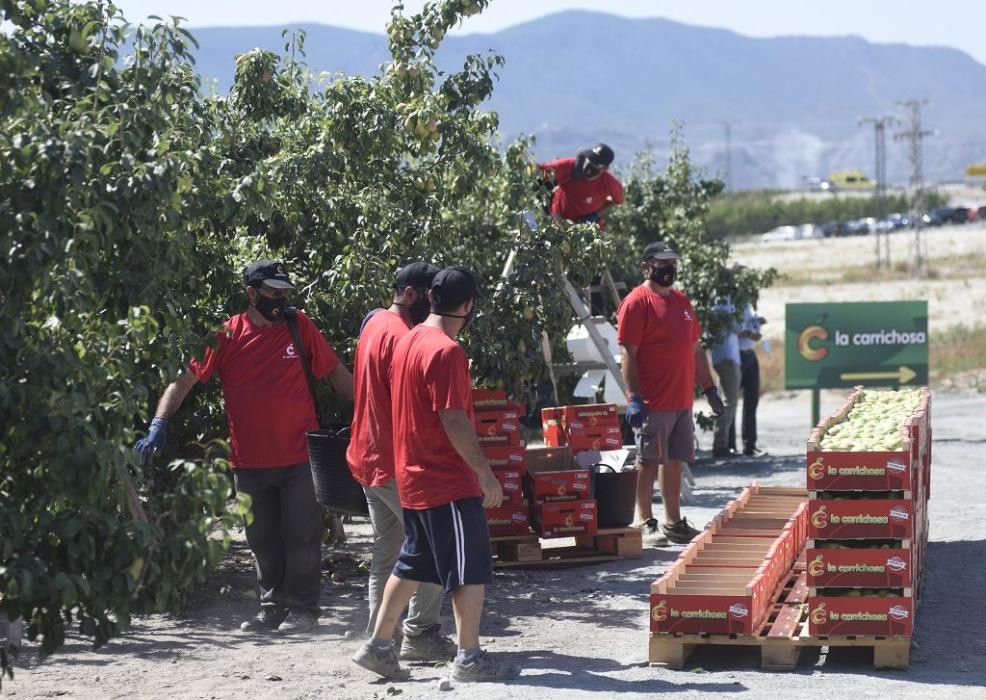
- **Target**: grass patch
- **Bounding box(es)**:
[756,323,986,395]
[773,251,985,287]
[930,324,986,377]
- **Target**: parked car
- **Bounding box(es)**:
[821,221,843,237]
[922,207,968,226]
[761,225,799,242]
[875,213,909,232]
[978,205,986,222]
[843,219,871,236]
[922,208,953,226]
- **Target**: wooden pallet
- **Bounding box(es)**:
[649,563,911,670]
[491,527,643,568]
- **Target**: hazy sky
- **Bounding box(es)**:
[110,0,986,66]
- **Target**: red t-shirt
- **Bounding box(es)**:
[189,311,340,469]
[540,157,625,224]
[346,309,410,487]
[617,286,702,411]
[391,325,481,510]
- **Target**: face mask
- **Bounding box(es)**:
[253,292,288,323]
[439,306,476,330]
[649,265,677,288]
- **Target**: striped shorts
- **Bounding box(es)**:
[394,497,493,592]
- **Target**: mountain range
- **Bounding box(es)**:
[186,11,986,190]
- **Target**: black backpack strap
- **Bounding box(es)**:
[285,308,323,428]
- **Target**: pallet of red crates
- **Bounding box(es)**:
[489,445,642,568]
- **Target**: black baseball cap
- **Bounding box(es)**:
[642,241,678,262]
[586,143,614,167]
[243,259,295,289]
[431,266,481,308]
[396,261,440,289]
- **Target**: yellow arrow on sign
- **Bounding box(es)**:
[840,367,917,384]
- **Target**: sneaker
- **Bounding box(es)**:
[662,517,701,545]
[400,624,457,661]
[743,447,768,457]
[276,610,318,635]
[637,518,670,547]
[451,650,520,683]
[239,606,288,632]
[353,641,409,680]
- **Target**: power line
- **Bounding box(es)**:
[893,99,933,278]
[860,115,897,270]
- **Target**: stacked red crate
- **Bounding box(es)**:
[524,445,597,539]
[541,403,622,453]
[649,485,808,635]
[805,387,932,637]
[473,389,530,537]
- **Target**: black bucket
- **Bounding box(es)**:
[590,464,636,529]
[306,424,369,516]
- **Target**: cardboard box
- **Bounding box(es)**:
[477,433,519,448]
[482,445,526,470]
[649,576,771,635]
[807,499,914,540]
[525,469,591,503]
[532,499,598,538]
[472,388,511,411]
[474,409,521,439]
[806,449,916,492]
[808,595,914,636]
[562,403,620,430]
[806,547,914,588]
[568,426,623,453]
[493,469,524,506]
[485,505,530,538]
[541,407,566,447]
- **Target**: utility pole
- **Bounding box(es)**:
[860,115,896,270]
[893,99,933,278]
[722,120,733,192]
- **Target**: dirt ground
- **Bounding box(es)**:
[7,388,986,700]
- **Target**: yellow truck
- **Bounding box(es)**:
[829,170,875,191]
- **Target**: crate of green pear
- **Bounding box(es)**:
[806,387,931,493]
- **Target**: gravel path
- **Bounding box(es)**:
[9,389,985,699]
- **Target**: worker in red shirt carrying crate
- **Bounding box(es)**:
[617,242,724,546]
[352,267,520,684]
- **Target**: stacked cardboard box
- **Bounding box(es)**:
[541,403,622,453]
[474,389,530,537]
[804,387,932,637]
[525,445,597,539]
[650,485,808,635]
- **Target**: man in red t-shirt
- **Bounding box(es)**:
[353,267,520,684]
[617,242,724,546]
[134,260,353,634]
[538,143,624,227]
[346,261,456,661]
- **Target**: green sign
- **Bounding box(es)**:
[785,301,928,390]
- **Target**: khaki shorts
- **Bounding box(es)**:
[633,409,695,466]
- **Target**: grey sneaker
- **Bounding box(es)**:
[353,641,410,680]
[400,624,457,661]
[451,651,521,683]
[638,517,669,547]
[239,606,288,632]
[663,517,701,545]
[276,610,318,635]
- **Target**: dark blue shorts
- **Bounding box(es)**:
[394,497,493,592]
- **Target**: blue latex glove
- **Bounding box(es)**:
[625,394,647,429]
[704,387,725,417]
[134,417,168,465]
